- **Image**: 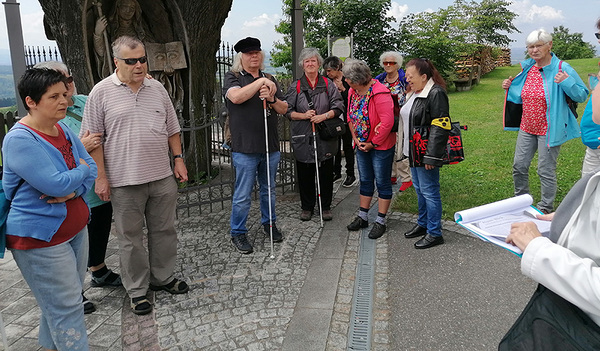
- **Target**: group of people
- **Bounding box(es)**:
[224,37,452,254]
[3,35,189,350]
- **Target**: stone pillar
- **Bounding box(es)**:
[3,0,27,117]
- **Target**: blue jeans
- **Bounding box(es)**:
[356,147,395,200]
[411,167,442,236]
[513,130,560,212]
[231,151,280,236]
[11,228,89,350]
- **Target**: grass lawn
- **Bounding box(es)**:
[392,57,599,220]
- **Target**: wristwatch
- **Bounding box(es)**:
[173,153,184,160]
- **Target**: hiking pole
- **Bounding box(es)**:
[263,99,275,259]
[312,122,324,228]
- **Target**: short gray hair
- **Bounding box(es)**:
[379,51,403,69]
[231,51,266,73]
[298,47,323,68]
[526,29,552,46]
[341,59,372,86]
[34,60,69,75]
[112,36,145,58]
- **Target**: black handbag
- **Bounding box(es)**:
[499,284,600,351]
[302,90,346,140]
[411,121,465,166]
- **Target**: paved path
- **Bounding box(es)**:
[0,181,536,350]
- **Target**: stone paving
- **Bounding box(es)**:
[0,180,488,351]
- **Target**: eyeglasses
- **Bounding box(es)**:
[595,33,600,39]
[116,56,147,65]
[526,43,548,51]
[383,61,397,66]
[65,76,74,84]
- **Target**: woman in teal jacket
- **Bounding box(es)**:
[502,29,588,213]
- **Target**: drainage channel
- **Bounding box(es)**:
[347,218,377,350]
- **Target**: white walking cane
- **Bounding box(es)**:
[263,99,275,259]
[312,122,324,228]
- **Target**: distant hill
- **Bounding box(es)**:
[0,65,16,101]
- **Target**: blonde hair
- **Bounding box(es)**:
[231,51,266,73]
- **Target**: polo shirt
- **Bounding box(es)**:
[222,70,284,153]
[82,73,180,187]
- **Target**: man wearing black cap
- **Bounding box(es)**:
[223,37,288,254]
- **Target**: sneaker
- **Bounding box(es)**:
[263,223,283,242]
[343,175,358,188]
[333,173,342,182]
[391,177,397,185]
[322,210,333,221]
[300,210,313,221]
[90,269,122,287]
[399,181,413,192]
[231,234,253,254]
[368,222,386,239]
[82,294,95,314]
[347,216,368,231]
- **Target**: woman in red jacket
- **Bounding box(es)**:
[343,59,396,239]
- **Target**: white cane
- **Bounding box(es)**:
[263,99,275,259]
[312,122,324,228]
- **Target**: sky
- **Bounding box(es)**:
[0,0,599,63]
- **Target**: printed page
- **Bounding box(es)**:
[474,210,551,239]
[454,194,533,223]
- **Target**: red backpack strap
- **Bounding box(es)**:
[296,79,302,94]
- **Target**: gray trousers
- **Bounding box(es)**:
[512,130,560,212]
[111,176,179,298]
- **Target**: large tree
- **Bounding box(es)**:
[271,0,395,72]
[39,0,233,176]
[551,25,596,60]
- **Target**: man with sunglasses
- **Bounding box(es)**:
[82,35,189,316]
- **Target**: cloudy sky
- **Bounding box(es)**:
[0,0,599,55]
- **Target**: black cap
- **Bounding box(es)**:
[234,37,261,53]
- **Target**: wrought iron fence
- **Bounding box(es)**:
[24,46,61,69]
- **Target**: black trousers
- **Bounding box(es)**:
[87,202,113,268]
[296,158,334,211]
[334,128,355,176]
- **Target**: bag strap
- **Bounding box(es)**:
[65,109,82,122]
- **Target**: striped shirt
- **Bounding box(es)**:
[81,73,180,187]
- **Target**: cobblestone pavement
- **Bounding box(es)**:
[1,181,484,351]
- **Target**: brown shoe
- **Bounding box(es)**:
[322,210,333,221]
[300,210,312,221]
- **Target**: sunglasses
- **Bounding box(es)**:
[116,56,147,65]
[383,61,397,66]
[595,33,600,39]
[65,76,74,84]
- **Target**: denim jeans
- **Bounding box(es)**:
[512,130,560,212]
[11,228,89,350]
[356,147,395,200]
[231,151,280,236]
[411,166,442,237]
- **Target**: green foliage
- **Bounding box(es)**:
[271,0,395,71]
[550,26,596,60]
[397,0,518,81]
[392,58,599,220]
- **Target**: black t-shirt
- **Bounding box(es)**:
[222,70,285,153]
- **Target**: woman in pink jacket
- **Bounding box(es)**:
[343,59,396,239]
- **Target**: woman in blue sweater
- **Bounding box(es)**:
[3,68,97,350]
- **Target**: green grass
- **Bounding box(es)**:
[392,58,599,220]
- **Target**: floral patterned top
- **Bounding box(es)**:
[348,85,374,142]
[521,68,548,135]
[383,77,407,107]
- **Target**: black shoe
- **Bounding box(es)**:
[333,173,342,182]
[231,234,253,254]
[264,223,283,242]
[347,216,368,231]
[414,233,445,249]
[404,224,427,238]
[368,222,386,239]
[82,294,95,314]
[343,175,358,188]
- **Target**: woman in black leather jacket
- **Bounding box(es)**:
[401,58,450,250]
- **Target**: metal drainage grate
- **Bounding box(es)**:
[348,228,376,350]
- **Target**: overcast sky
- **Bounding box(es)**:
[0,0,599,55]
